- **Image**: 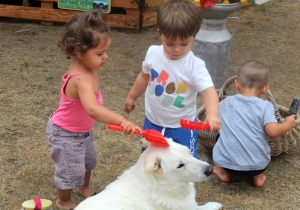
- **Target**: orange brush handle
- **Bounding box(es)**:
[108,125,143,136]
[108,125,170,147]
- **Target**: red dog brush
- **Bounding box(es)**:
[108,125,170,147]
[180,118,210,130]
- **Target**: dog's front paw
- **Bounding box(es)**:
[198,202,222,210]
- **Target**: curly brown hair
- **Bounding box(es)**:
[57,9,111,60]
[157,0,203,41]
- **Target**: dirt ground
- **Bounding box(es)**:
[0,0,300,209]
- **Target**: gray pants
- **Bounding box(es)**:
[46,120,97,190]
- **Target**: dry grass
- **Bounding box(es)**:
[0,0,300,209]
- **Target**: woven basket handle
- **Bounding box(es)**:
[218,75,237,100]
[257,84,300,125]
[264,89,284,123]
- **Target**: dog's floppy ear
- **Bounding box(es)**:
[139,138,149,148]
[145,155,164,175]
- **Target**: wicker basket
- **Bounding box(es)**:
[197,75,300,156]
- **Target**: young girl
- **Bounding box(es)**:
[46,10,141,209]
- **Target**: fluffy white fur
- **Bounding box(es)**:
[75,138,222,210]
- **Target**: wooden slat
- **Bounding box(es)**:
[126,8,141,32]
[41,1,54,26]
[0,0,153,33]
[142,12,157,27]
[145,0,163,7]
[107,14,139,29]
[0,4,139,29]
[36,0,139,9]
[111,0,138,9]
[0,5,80,22]
[126,8,140,16]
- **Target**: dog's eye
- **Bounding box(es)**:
[177,163,185,168]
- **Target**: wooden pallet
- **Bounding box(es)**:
[0,0,162,33]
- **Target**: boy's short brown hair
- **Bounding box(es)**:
[237,60,269,89]
[157,0,203,40]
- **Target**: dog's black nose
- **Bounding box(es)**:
[204,165,214,176]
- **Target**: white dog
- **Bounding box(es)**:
[75,138,222,210]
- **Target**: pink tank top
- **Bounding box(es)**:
[51,72,103,132]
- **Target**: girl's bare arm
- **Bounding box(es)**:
[76,76,141,134]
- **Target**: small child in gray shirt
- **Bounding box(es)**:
[213,60,296,188]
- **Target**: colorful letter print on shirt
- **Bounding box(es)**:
[148,68,188,108]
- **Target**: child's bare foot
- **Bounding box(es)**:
[56,198,77,209]
[77,186,96,198]
[213,166,231,183]
[252,173,267,188]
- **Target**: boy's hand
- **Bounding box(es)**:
[284,114,296,129]
[124,96,136,114]
[200,86,221,131]
[120,119,142,135]
[205,116,221,132]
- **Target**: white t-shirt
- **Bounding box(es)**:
[142,45,214,128]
